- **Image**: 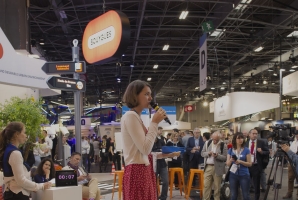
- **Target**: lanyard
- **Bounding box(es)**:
[232,148,243,159]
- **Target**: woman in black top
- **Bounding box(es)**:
[166,132,184,186]
[34,158,55,183]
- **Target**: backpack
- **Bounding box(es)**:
[207,139,225,154]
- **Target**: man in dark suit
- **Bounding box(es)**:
[186,127,205,186]
[246,129,270,200]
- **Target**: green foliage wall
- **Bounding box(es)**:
[0,96,48,143]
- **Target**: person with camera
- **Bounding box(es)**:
[281,131,298,199]
[201,131,227,200]
[226,132,252,200]
[245,128,269,200]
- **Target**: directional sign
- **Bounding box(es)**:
[42,61,86,74]
[47,77,86,92]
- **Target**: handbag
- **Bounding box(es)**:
[224,164,232,182]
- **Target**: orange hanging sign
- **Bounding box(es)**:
[82,10,130,64]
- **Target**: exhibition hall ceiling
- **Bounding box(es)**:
[29,0,298,106]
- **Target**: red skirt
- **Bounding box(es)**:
[123,155,157,200]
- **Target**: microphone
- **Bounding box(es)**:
[150,101,171,125]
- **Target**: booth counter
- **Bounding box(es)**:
[31,185,82,200]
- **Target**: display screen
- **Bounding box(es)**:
[55,170,77,187]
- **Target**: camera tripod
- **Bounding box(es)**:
[263,148,298,200]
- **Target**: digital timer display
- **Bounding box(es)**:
[55,170,78,187]
[58,175,75,180]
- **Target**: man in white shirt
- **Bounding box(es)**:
[62,152,100,200]
[283,132,298,199]
[41,130,53,160]
[81,136,90,171]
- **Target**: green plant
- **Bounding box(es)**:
[0,96,48,143]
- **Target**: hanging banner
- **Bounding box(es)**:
[200,33,207,92]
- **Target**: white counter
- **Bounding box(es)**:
[31,185,82,200]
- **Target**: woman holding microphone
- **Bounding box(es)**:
[0,122,51,200]
[121,80,167,200]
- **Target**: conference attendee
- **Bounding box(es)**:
[186,127,205,186]
[0,122,51,200]
[51,134,58,160]
[41,130,53,160]
[246,129,270,200]
[166,132,184,187]
[267,136,277,160]
[55,136,71,161]
[201,131,227,200]
[226,132,252,200]
[121,80,167,200]
[282,132,298,199]
[202,132,211,142]
[81,136,90,171]
[182,130,192,175]
[33,158,55,183]
[62,152,101,200]
[99,135,109,172]
[109,137,121,170]
[33,138,44,167]
[152,136,168,200]
[166,133,172,142]
[93,137,100,163]
[242,130,249,143]
[157,127,167,144]
[87,138,94,173]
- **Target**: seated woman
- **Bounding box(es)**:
[34,158,55,183]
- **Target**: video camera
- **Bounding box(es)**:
[268,124,295,145]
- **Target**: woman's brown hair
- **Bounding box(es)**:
[122,80,151,108]
[232,132,245,149]
[0,122,25,171]
[35,158,56,180]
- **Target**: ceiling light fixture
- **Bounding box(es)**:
[147,77,152,81]
[39,42,45,45]
[268,68,273,71]
[280,69,286,71]
[263,80,268,84]
[220,87,225,90]
[272,82,275,85]
[292,65,298,69]
[223,82,226,84]
[255,82,259,85]
[273,73,277,76]
[211,87,215,90]
[287,31,298,37]
[203,101,208,107]
[290,69,295,72]
[179,11,189,19]
[241,87,245,90]
[153,64,158,69]
[163,44,169,50]
[195,87,199,90]
[254,46,264,52]
[130,64,134,68]
[231,87,234,89]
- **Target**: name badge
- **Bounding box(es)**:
[173,156,177,160]
[230,164,238,174]
[102,149,106,153]
[251,155,254,163]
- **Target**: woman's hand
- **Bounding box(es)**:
[235,160,242,165]
[43,182,52,189]
[151,108,167,124]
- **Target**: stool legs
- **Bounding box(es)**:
[118,173,123,200]
[111,173,117,200]
[186,171,194,199]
